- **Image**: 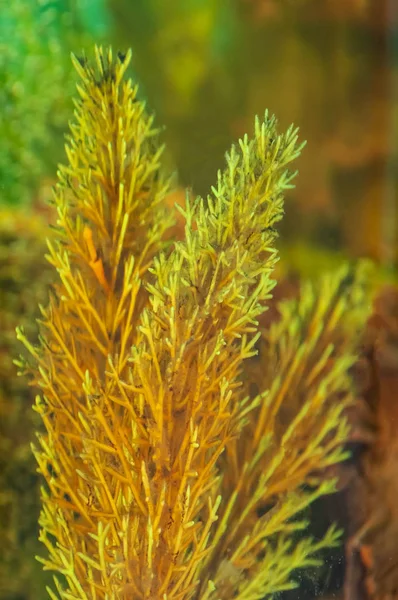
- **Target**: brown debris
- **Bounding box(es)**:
[344,285,398,600]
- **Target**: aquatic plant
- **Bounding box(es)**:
[17,46,369,598]
[0,0,93,205]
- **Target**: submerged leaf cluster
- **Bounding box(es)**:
[0,0,92,205]
[17,47,369,599]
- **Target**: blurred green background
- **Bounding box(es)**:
[1,0,398,268]
[0,1,398,598]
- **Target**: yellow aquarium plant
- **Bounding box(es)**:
[16,46,370,599]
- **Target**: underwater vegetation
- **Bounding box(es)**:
[14,46,372,598]
[0,0,94,206]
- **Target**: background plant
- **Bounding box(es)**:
[0,207,54,599]
[0,0,102,205]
